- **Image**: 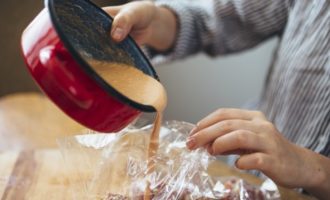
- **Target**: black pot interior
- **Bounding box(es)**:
[47,0,158,112]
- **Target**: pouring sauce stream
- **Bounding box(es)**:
[90,61,167,199]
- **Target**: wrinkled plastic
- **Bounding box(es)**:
[58,120,280,200]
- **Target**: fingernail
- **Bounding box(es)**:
[186,137,196,150]
[112,27,124,41]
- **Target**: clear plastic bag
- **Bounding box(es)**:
[58,120,280,200]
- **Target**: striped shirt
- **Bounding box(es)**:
[149,0,330,156]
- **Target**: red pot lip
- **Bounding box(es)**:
[45,0,159,113]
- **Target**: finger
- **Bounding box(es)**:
[211,130,265,155]
[207,140,252,156]
[104,6,129,42]
[235,152,273,172]
[110,10,135,42]
[187,120,257,150]
[191,109,266,135]
[103,6,121,17]
[221,149,253,155]
[130,29,151,45]
[105,5,144,42]
[205,143,213,154]
[206,144,250,155]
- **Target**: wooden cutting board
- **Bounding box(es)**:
[0,93,84,151]
[0,150,74,200]
[0,150,314,200]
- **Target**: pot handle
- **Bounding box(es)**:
[39,46,93,109]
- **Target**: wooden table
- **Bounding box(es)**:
[0,93,84,150]
[0,93,314,200]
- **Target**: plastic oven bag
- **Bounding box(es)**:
[58,120,280,200]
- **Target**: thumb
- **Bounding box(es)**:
[104,6,129,42]
[104,6,134,42]
[111,12,133,42]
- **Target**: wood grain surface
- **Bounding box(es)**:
[0,93,84,150]
[0,150,80,200]
[0,93,314,200]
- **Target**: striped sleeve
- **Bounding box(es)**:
[147,0,289,64]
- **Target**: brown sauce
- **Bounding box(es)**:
[89,61,167,200]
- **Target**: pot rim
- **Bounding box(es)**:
[46,0,159,112]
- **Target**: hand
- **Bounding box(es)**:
[103,1,177,51]
[187,108,329,194]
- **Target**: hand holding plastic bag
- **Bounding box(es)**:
[58,120,280,200]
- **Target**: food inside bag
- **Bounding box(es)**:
[58,120,280,200]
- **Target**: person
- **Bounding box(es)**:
[103,0,330,199]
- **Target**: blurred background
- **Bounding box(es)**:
[0,0,126,95]
[0,0,277,124]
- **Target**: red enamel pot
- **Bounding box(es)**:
[21,0,159,132]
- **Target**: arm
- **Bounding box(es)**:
[187,108,330,199]
[301,147,330,200]
[104,0,289,63]
[150,0,288,61]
